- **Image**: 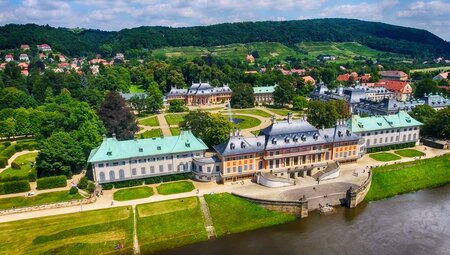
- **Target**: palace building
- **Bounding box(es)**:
[253,85,277,105]
[166,81,232,106]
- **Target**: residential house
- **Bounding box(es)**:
[377,80,412,101]
[114,53,125,61]
[37,44,52,52]
[378,70,408,81]
[302,76,316,85]
[20,44,30,51]
[19,53,29,62]
[433,72,449,81]
[4,54,13,62]
[246,54,255,63]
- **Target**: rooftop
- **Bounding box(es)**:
[348,111,422,133]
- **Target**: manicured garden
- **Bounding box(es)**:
[137,197,207,254]
[369,152,401,162]
[233,115,261,129]
[0,152,37,182]
[113,186,153,201]
[233,109,272,118]
[0,206,134,254]
[139,129,162,139]
[394,149,425,158]
[165,114,186,125]
[0,190,83,210]
[365,154,450,201]
[265,107,292,116]
[156,181,195,195]
[170,127,181,136]
[204,193,295,236]
[138,116,159,127]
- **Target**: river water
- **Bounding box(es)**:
[156,185,450,255]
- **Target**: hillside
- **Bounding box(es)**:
[0,19,449,58]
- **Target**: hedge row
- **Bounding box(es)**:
[367,142,415,153]
[36,176,67,190]
[102,173,192,190]
[0,141,38,168]
[0,180,30,195]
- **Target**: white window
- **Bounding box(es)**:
[99,172,105,182]
[150,166,155,173]
[132,168,136,175]
[159,165,164,172]
[141,167,146,175]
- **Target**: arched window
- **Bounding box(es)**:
[99,172,105,182]
[109,171,115,180]
[407,134,411,141]
[119,169,125,179]
[178,163,185,172]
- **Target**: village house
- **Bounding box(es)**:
[37,44,52,52]
[302,75,316,85]
[58,55,66,62]
[18,62,29,76]
[19,53,29,62]
[433,72,448,81]
[4,54,13,62]
[246,54,255,63]
[337,73,371,83]
[377,80,413,101]
[378,70,408,81]
[253,85,277,105]
[20,44,30,51]
[114,53,125,61]
[166,81,232,106]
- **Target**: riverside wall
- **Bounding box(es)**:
[0,197,96,216]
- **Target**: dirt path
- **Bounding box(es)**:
[0,150,38,174]
[132,205,140,254]
[198,195,216,239]
[156,114,172,137]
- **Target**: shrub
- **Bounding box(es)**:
[77,176,89,189]
[69,186,78,194]
[2,141,11,147]
[36,176,67,190]
[0,180,30,195]
[100,173,192,190]
[0,157,7,168]
[87,182,96,194]
[102,183,114,190]
[11,162,21,169]
[28,168,37,182]
[0,174,28,183]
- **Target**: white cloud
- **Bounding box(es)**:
[320,0,399,21]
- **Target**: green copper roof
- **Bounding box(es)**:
[348,111,422,133]
[88,131,208,163]
[253,85,276,94]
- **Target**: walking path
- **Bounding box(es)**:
[0,150,38,173]
[231,113,272,137]
[132,205,140,255]
[198,195,216,239]
[156,114,172,137]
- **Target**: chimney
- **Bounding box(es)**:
[112,133,116,139]
[287,112,292,123]
[271,115,276,124]
[102,134,107,141]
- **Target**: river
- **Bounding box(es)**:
[156,185,450,255]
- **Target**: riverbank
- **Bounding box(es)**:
[365,154,450,201]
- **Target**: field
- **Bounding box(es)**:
[394,149,425,158]
[369,152,401,162]
[0,152,38,181]
[165,114,186,126]
[138,116,159,127]
[137,197,207,254]
[139,129,162,139]
[170,127,180,136]
[0,206,134,254]
[233,115,261,129]
[156,181,195,195]
[365,154,450,201]
[204,193,295,236]
[113,186,153,201]
[0,190,83,210]
[410,66,450,73]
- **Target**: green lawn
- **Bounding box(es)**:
[233,115,261,130]
[204,193,295,236]
[156,181,195,195]
[232,109,272,118]
[0,206,134,254]
[113,186,153,201]
[365,154,450,201]
[165,114,186,125]
[137,197,207,254]
[170,127,180,136]
[394,149,425,158]
[0,152,38,182]
[138,116,159,127]
[139,129,162,139]
[369,152,402,162]
[129,84,145,93]
[0,190,83,210]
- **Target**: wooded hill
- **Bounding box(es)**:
[1,18,449,58]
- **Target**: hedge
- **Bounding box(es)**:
[0,180,30,195]
[0,174,28,183]
[36,176,67,190]
[101,173,192,190]
[0,141,38,168]
[367,142,415,153]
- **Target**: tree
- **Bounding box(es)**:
[330,100,350,119]
[0,87,37,109]
[306,100,339,128]
[0,117,16,139]
[230,83,255,108]
[169,99,188,113]
[411,105,436,124]
[98,91,138,140]
[415,78,438,98]
[292,96,308,110]
[273,80,295,106]
[180,110,210,139]
[203,114,233,147]
[36,131,85,177]
[129,94,147,115]
[424,106,450,139]
[145,81,163,113]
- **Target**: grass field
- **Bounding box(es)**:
[233,115,261,129]
[232,109,272,118]
[394,149,425,158]
[170,127,180,136]
[137,197,207,254]
[365,154,450,201]
[156,181,195,195]
[113,186,153,201]
[0,206,134,254]
[410,66,450,73]
[205,193,295,236]
[129,84,145,93]
[165,114,186,125]
[0,190,83,210]
[0,152,38,182]
[369,152,402,162]
[138,116,159,127]
[298,42,383,61]
[139,129,162,139]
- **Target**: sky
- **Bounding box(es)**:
[0,0,449,40]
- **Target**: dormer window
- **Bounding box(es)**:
[313,133,318,140]
[139,148,143,152]
[346,130,351,136]
[284,136,290,143]
[241,142,246,149]
[157,146,161,150]
[293,135,298,142]
[338,131,343,137]
[301,135,306,141]
[230,143,235,150]
[107,151,112,156]
[257,142,261,147]
[272,138,277,145]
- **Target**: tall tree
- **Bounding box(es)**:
[273,80,296,106]
[414,78,438,98]
[230,83,255,108]
[169,99,188,113]
[423,106,450,139]
[98,91,138,140]
[411,105,436,124]
[145,81,163,113]
[292,95,308,110]
[129,94,147,115]
[307,100,339,128]
[0,87,37,109]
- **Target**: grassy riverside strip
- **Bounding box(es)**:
[156,181,195,195]
[0,207,134,254]
[394,149,425,157]
[369,152,401,162]
[0,190,83,210]
[205,193,296,236]
[137,197,208,254]
[365,154,450,201]
[113,186,153,201]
